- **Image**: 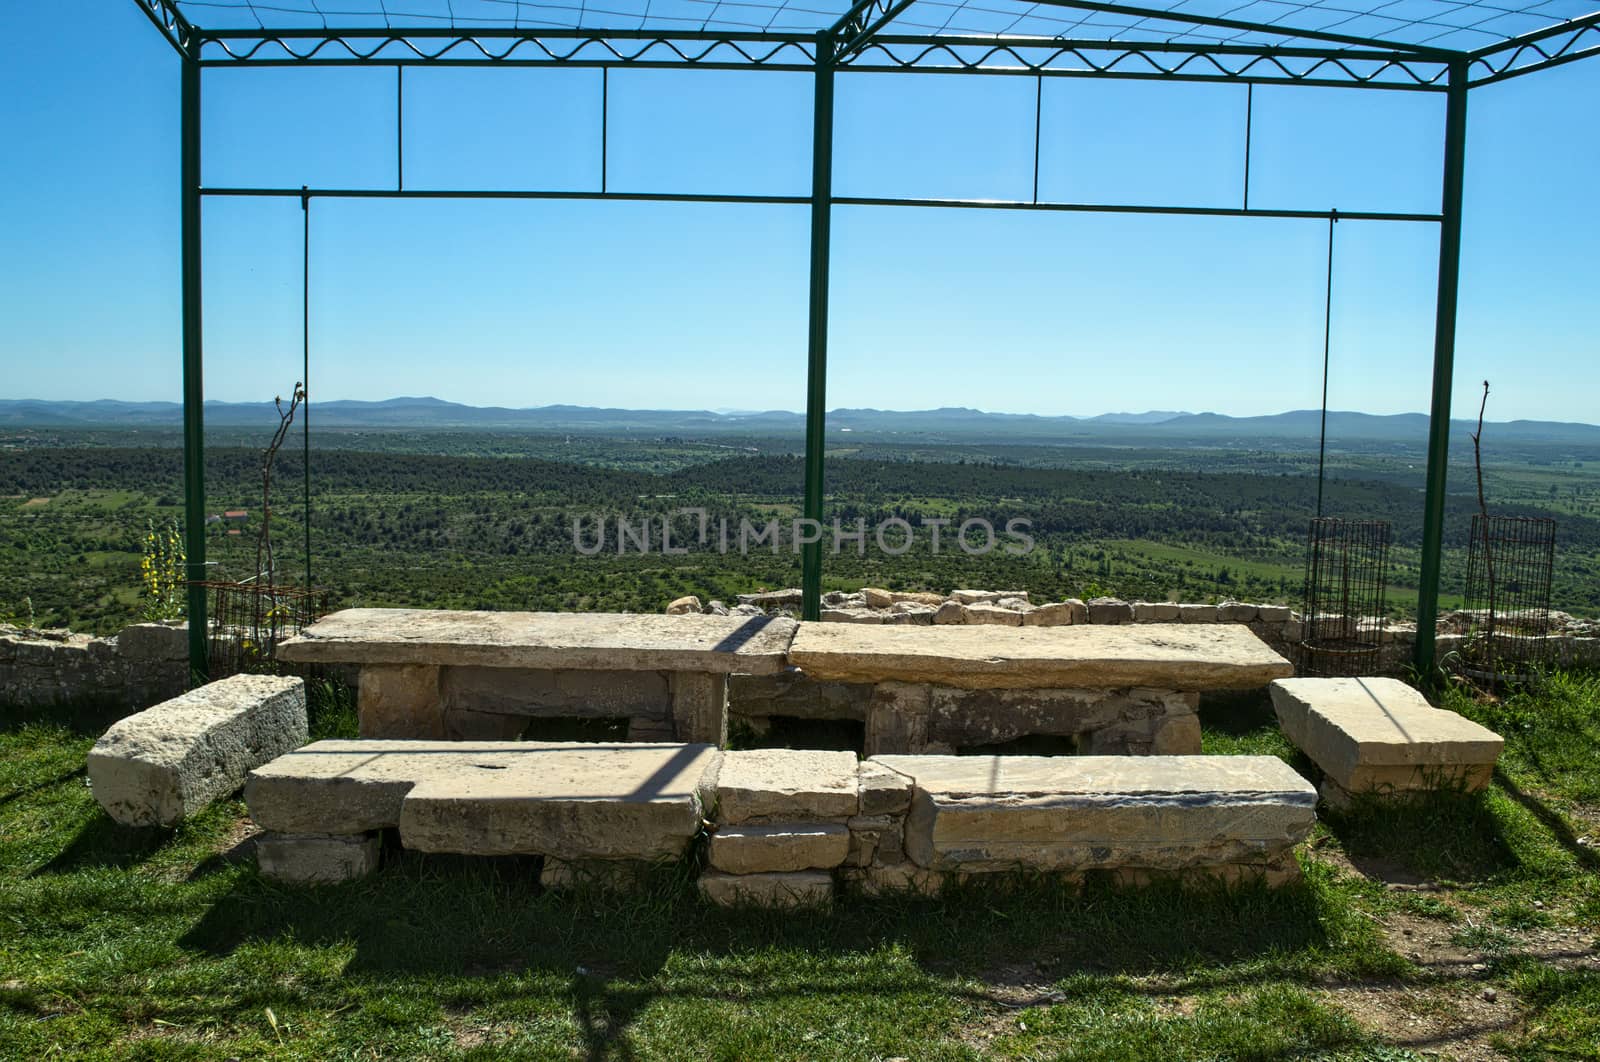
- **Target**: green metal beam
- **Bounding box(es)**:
[960,0,1461,57]
[802,34,836,622]
[181,50,209,682]
[1414,60,1470,679]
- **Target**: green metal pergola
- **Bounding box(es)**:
[132,0,1600,681]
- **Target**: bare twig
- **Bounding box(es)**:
[255,384,306,644]
[1470,380,1496,670]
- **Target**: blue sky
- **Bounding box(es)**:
[1,2,1596,421]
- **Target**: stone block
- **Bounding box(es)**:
[879,754,1316,874]
[1132,602,1180,622]
[539,857,651,891]
[247,740,720,861]
[441,666,671,720]
[1217,601,1259,623]
[278,608,797,676]
[698,870,833,908]
[1087,597,1134,624]
[1269,677,1503,797]
[708,823,850,874]
[256,832,379,885]
[847,860,945,897]
[858,759,914,816]
[88,674,308,827]
[865,682,936,756]
[933,602,969,625]
[951,590,1004,605]
[727,669,869,723]
[1256,605,1292,624]
[671,671,729,746]
[715,748,859,823]
[862,587,894,609]
[927,686,1199,754]
[822,608,886,624]
[666,595,703,615]
[890,591,947,607]
[358,664,444,739]
[789,622,1293,691]
[1022,602,1075,627]
[114,622,189,661]
[738,589,803,609]
[845,814,902,867]
[964,603,1023,626]
[1178,604,1218,624]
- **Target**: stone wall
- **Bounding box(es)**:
[0,622,189,712]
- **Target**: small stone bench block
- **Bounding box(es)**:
[698,870,833,908]
[714,749,860,824]
[88,674,308,827]
[708,823,850,874]
[1270,677,1503,803]
[875,754,1316,875]
[256,831,380,884]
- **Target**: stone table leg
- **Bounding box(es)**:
[357,664,444,738]
[865,682,933,756]
[670,671,728,746]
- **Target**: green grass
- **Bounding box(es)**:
[1,676,1598,1058]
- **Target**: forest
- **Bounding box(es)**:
[4,426,1598,634]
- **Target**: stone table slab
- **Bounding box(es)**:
[876,753,1316,873]
[1269,677,1503,793]
[789,622,1292,690]
[246,740,720,862]
[277,608,797,675]
[714,749,860,824]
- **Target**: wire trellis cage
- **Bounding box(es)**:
[195,579,330,678]
[1459,514,1556,681]
[1299,517,1391,677]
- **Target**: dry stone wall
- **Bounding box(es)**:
[0,622,188,711]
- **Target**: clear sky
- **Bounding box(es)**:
[1,2,1596,421]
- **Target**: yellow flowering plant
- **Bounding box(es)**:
[140,518,187,622]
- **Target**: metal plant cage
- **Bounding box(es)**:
[195,579,331,678]
[1299,517,1391,677]
[123,0,1600,680]
[1459,514,1557,680]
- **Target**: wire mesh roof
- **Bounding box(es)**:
[152,0,1600,63]
[167,0,1600,53]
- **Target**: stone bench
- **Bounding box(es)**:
[277,608,797,745]
[1269,677,1504,806]
[786,623,1293,756]
[856,753,1317,892]
[87,674,307,827]
[245,739,721,884]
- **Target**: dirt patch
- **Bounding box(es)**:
[22,497,49,508]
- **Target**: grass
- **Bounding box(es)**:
[1,677,1598,1059]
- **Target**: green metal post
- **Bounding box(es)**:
[181,47,209,681]
[801,34,835,621]
[1414,60,1470,679]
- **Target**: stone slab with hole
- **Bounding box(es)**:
[1269,676,1503,805]
[245,739,722,875]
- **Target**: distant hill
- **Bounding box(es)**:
[4,398,1600,447]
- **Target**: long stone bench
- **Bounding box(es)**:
[276,609,796,744]
[245,739,721,883]
[1269,677,1503,806]
[245,740,1319,897]
[788,623,1294,755]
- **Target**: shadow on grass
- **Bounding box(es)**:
[0,763,86,807]
[178,852,1343,983]
[1492,767,1600,872]
[1319,788,1520,884]
[3,697,133,737]
[33,813,175,874]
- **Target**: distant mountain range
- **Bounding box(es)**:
[4,397,1600,447]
